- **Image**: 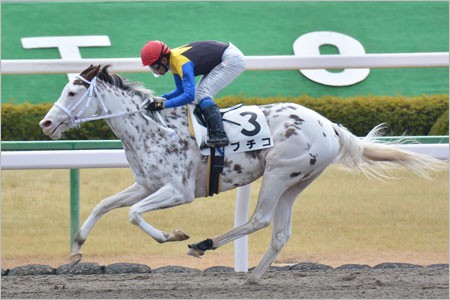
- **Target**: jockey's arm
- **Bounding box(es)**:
[163,62,196,108]
[161,75,183,100]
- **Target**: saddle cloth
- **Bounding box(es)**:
[187,104,274,156]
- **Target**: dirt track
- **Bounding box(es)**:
[1,263,448,299]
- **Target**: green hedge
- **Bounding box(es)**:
[218,94,448,136]
[428,109,449,135]
[2,94,448,141]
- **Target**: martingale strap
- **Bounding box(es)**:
[207,146,225,197]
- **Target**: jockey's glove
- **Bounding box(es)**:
[146,100,165,111]
[153,96,166,102]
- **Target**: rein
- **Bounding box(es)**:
[54,75,176,137]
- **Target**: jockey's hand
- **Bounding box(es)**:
[152,96,166,102]
[146,100,165,111]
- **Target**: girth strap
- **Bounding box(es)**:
[207,146,225,197]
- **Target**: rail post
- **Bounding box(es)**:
[234,184,251,272]
[69,169,80,250]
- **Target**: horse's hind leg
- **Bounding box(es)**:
[246,187,297,283]
[188,171,289,257]
[70,183,149,264]
[246,175,320,284]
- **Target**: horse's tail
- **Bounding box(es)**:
[332,123,447,180]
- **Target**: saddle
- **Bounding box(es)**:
[188,104,273,197]
[191,104,242,141]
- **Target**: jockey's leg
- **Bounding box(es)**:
[70,183,149,265]
[128,184,191,243]
[194,43,246,147]
[199,97,229,147]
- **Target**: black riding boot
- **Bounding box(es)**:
[201,104,229,147]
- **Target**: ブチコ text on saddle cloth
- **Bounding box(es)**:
[187,104,274,156]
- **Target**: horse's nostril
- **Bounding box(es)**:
[42,120,52,128]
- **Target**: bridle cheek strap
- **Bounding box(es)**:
[53,76,111,128]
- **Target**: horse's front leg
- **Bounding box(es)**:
[70,183,150,265]
[128,183,192,243]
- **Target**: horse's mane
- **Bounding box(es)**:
[97,65,154,98]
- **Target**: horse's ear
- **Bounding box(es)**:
[79,64,94,77]
[84,65,101,82]
[74,65,101,86]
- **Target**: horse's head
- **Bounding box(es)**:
[39,65,102,139]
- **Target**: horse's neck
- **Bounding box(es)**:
[99,84,143,114]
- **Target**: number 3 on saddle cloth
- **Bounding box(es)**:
[187,104,274,196]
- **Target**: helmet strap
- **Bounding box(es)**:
[160,55,170,72]
[162,62,169,72]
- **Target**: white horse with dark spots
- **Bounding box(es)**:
[39,65,446,283]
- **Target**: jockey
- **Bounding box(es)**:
[140,40,246,147]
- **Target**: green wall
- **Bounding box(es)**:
[2,1,448,104]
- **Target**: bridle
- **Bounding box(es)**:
[53,74,176,137]
[54,75,144,128]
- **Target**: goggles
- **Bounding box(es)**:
[149,62,162,77]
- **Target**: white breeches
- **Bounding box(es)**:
[195,43,246,103]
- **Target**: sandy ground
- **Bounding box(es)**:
[2,251,449,299]
[2,249,448,271]
[2,263,448,299]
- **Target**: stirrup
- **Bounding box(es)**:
[206,136,229,147]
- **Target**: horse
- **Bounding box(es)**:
[39,65,446,283]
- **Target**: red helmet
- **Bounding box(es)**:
[140,40,170,66]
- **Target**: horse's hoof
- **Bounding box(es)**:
[187,247,204,258]
[245,276,260,285]
[173,230,190,241]
[69,253,82,266]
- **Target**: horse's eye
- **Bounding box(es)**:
[68,92,75,97]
